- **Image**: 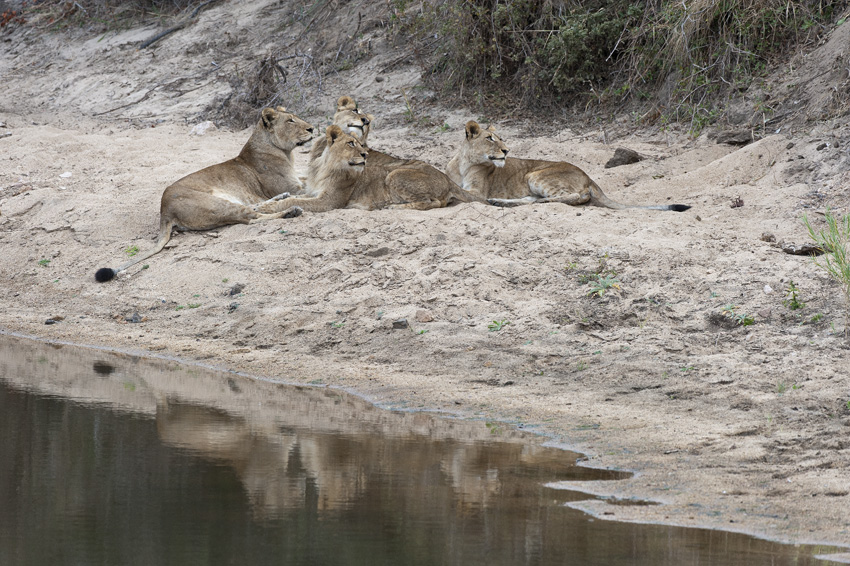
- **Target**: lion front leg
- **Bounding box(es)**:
[248,205,303,222]
[252,192,291,211]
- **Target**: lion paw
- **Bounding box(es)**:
[487,199,520,208]
[283,206,303,219]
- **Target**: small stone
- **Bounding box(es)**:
[126,312,143,323]
[190,121,217,136]
[228,283,245,296]
[604,147,645,168]
[781,242,824,256]
[760,232,776,243]
[228,302,239,313]
[415,309,434,323]
[392,318,409,330]
[375,75,385,83]
[816,143,828,151]
[59,171,72,178]
[763,285,773,294]
[716,130,755,145]
[365,246,391,257]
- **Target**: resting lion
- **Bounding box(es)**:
[307,95,373,165]
[446,121,691,212]
[95,107,312,282]
[258,99,481,213]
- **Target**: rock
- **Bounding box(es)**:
[778,241,824,256]
[190,121,217,136]
[415,309,434,323]
[392,318,409,330]
[228,302,239,313]
[126,312,143,323]
[228,283,245,296]
[716,130,756,145]
[44,315,64,325]
[365,246,391,258]
[760,232,776,243]
[604,147,645,168]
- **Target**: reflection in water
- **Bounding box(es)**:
[0,334,841,565]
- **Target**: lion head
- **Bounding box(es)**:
[463,121,509,168]
[331,95,373,144]
[320,124,368,175]
[260,106,314,151]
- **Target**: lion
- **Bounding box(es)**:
[257,99,481,213]
[307,95,372,165]
[94,107,312,282]
[446,121,691,212]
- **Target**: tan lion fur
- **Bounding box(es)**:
[260,98,482,213]
[95,107,312,282]
[446,121,690,212]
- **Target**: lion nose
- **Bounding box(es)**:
[361,151,368,159]
[362,117,370,125]
[307,127,314,133]
[502,148,509,156]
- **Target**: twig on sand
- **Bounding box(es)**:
[138,0,220,50]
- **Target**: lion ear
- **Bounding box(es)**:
[337,96,356,111]
[276,106,287,113]
[486,124,496,133]
[262,108,277,128]
[465,121,481,139]
[327,124,344,143]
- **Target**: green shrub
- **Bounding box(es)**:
[394,0,847,122]
[804,210,850,339]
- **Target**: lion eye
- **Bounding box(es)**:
[487,136,494,141]
[348,141,355,147]
[287,118,295,123]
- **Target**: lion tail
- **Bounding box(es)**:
[589,182,690,212]
[95,218,174,283]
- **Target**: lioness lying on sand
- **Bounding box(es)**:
[95,107,311,282]
[446,121,691,212]
[307,95,373,166]
[257,98,480,212]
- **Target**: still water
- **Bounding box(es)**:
[0,334,843,565]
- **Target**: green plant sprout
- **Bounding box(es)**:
[488,320,510,332]
[587,274,621,298]
[783,280,805,310]
[721,304,755,326]
[804,210,850,339]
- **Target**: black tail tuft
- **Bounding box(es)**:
[95,268,116,282]
[670,204,691,212]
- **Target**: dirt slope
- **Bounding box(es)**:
[2,0,850,551]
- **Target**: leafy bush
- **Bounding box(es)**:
[804,210,850,339]
[394,0,848,123]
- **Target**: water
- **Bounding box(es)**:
[0,334,842,565]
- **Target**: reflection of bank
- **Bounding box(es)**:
[155,397,611,520]
[0,334,615,521]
